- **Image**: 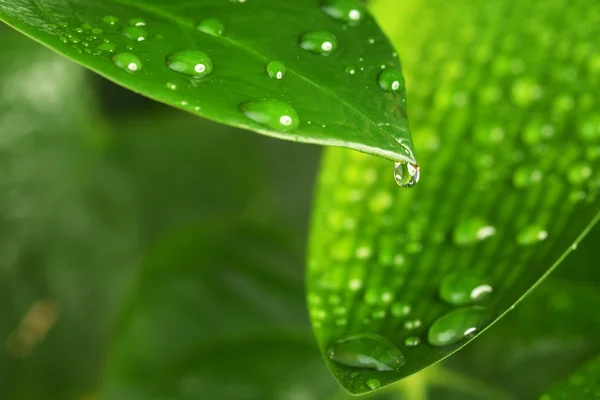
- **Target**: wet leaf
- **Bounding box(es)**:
[0,0,416,163]
[307,0,600,393]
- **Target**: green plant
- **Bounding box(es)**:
[0,0,599,399]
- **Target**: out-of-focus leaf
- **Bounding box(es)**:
[540,354,600,400]
[307,0,600,393]
[0,27,139,400]
[0,0,417,163]
[107,109,321,245]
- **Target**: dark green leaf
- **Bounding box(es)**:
[100,222,343,400]
[308,0,600,394]
[0,0,416,163]
[540,353,600,400]
[0,26,138,400]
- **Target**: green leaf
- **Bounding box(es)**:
[540,353,600,400]
[0,26,138,400]
[445,223,600,399]
[0,0,416,163]
[307,0,600,394]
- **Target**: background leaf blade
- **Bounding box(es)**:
[308,0,600,393]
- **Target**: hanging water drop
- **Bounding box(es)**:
[299,31,338,55]
[112,53,142,72]
[240,99,299,132]
[167,50,213,78]
[320,0,365,23]
[266,61,286,80]
[394,162,420,188]
[327,333,406,371]
[428,307,492,346]
[122,26,148,41]
[196,18,225,36]
[378,69,405,92]
[439,273,493,306]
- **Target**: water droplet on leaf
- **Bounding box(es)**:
[129,18,146,26]
[266,61,286,80]
[428,307,492,346]
[167,50,213,78]
[122,26,148,41]
[327,333,406,371]
[394,162,420,188]
[366,379,381,390]
[378,69,405,92]
[404,336,421,347]
[240,99,299,132]
[196,18,225,36]
[439,273,493,306]
[299,31,338,55]
[320,0,365,23]
[103,16,119,25]
[112,53,142,72]
[516,225,548,246]
[453,218,496,246]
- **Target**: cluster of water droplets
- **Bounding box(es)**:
[44,0,415,187]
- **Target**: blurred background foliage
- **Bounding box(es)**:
[1,1,599,399]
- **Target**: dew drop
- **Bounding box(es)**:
[393,162,420,188]
[452,218,496,246]
[378,69,405,92]
[103,15,119,25]
[166,82,177,90]
[112,53,142,72]
[345,66,356,75]
[122,26,148,41]
[366,379,381,390]
[516,225,548,246]
[299,31,338,55]
[403,319,422,330]
[428,307,492,346]
[196,18,225,36]
[578,115,600,142]
[266,61,286,80]
[391,302,411,317]
[97,42,116,53]
[404,336,421,347]
[513,166,544,188]
[240,99,299,132]
[167,50,213,78]
[91,28,103,34]
[129,18,146,26]
[567,163,593,185]
[320,0,365,23]
[439,273,493,306]
[327,333,406,372]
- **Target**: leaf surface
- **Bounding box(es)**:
[540,354,600,400]
[0,0,416,163]
[308,0,600,393]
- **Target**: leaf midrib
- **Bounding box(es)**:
[103,0,406,159]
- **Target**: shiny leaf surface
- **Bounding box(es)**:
[0,0,416,163]
[308,0,600,393]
